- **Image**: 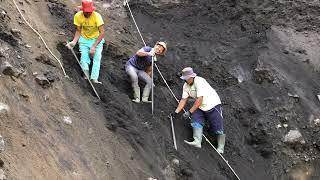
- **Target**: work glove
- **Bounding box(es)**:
[66,41,76,49]
[182,111,191,120]
[169,112,178,119]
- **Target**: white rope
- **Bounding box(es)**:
[154,63,180,102]
[124,1,240,179]
[12,0,67,77]
[124,0,146,46]
[202,134,241,180]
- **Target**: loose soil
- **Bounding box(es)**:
[0,0,320,180]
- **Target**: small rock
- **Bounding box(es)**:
[11,28,21,38]
[63,116,72,125]
[35,54,56,67]
[19,93,29,101]
[276,124,282,129]
[254,61,274,84]
[0,169,6,180]
[25,44,31,48]
[32,72,38,76]
[44,70,59,82]
[317,95,320,102]
[284,130,304,144]
[237,75,244,83]
[35,74,50,88]
[102,3,111,9]
[88,128,93,134]
[314,119,320,126]
[58,32,65,35]
[288,93,299,98]
[0,103,9,115]
[72,171,80,176]
[283,124,288,128]
[17,55,21,59]
[147,177,157,180]
[24,0,31,5]
[295,48,307,55]
[44,95,49,101]
[105,161,111,168]
[302,59,310,63]
[202,60,210,66]
[283,49,289,54]
[172,158,179,166]
[0,135,4,152]
[1,61,21,77]
[1,11,6,15]
[181,168,193,177]
[263,97,274,101]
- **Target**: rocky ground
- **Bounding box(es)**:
[0,0,320,180]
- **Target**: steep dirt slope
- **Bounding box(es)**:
[1,0,320,180]
[122,0,320,179]
[0,1,156,179]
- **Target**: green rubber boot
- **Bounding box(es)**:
[132,85,140,103]
[184,128,203,148]
[216,134,226,154]
[142,87,152,103]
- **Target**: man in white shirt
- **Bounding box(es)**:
[171,67,225,153]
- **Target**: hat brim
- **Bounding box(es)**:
[180,73,197,80]
[80,6,96,12]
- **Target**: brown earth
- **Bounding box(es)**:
[1,0,320,180]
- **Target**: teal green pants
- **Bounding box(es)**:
[78,36,105,80]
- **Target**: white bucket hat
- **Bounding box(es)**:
[155,41,167,55]
[180,67,197,80]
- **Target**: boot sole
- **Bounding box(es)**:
[184,140,201,148]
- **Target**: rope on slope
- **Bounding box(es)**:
[124,1,241,179]
[12,0,67,77]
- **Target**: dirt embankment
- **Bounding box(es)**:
[1,0,320,180]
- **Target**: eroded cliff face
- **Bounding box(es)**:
[0,0,320,180]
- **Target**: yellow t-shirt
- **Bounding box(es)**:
[74,11,104,39]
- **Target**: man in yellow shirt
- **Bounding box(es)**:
[66,0,105,84]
